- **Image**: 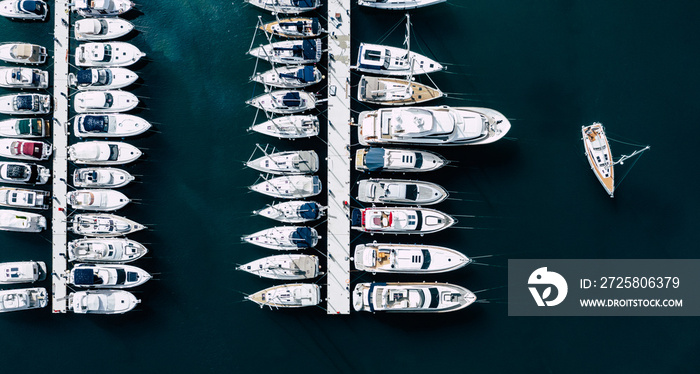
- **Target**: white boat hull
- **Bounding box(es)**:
[68,189,130,211]
[68,238,148,263]
[351,206,456,235]
[354,243,470,274]
[243,226,319,250]
[0,94,50,114]
[249,115,319,139]
[357,0,445,9]
[0,261,46,284]
[68,141,142,165]
[238,254,319,280]
[73,167,134,188]
[70,68,138,90]
[0,0,48,20]
[74,114,151,137]
[0,287,47,312]
[0,118,48,138]
[0,43,46,64]
[254,200,324,223]
[0,209,46,232]
[69,264,151,288]
[246,283,320,308]
[357,178,448,205]
[353,282,476,313]
[249,175,322,199]
[70,213,145,237]
[75,18,134,41]
[0,162,50,185]
[69,290,140,314]
[246,150,318,175]
[0,139,52,161]
[0,67,48,89]
[75,42,145,67]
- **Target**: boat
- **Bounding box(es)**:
[74,18,134,41]
[68,238,148,263]
[353,282,476,313]
[69,68,138,90]
[0,162,50,185]
[259,17,323,38]
[246,283,320,309]
[73,167,134,188]
[69,263,151,289]
[244,0,320,14]
[0,209,46,232]
[355,147,446,173]
[351,206,456,235]
[249,175,322,199]
[67,189,130,211]
[75,42,145,67]
[0,118,48,138]
[358,75,443,106]
[0,261,46,283]
[248,39,321,65]
[74,90,138,113]
[70,213,146,237]
[246,148,319,175]
[0,0,48,20]
[0,94,50,114]
[242,226,319,250]
[68,290,140,314]
[237,254,319,280]
[0,67,48,89]
[0,43,46,64]
[0,139,52,161]
[73,0,134,17]
[246,90,316,114]
[358,0,445,10]
[0,287,47,312]
[248,115,319,139]
[354,243,470,274]
[251,65,323,89]
[356,178,448,205]
[0,186,49,209]
[68,141,142,165]
[74,114,151,138]
[253,200,324,223]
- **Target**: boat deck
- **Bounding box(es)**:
[360,76,443,105]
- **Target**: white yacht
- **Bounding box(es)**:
[249,175,322,199]
[70,213,145,237]
[75,42,145,67]
[251,65,323,89]
[358,75,443,106]
[74,114,150,138]
[68,189,130,211]
[0,209,46,232]
[0,43,46,64]
[259,17,323,38]
[243,226,319,250]
[248,39,321,65]
[68,238,147,263]
[73,0,134,17]
[0,261,46,284]
[0,118,48,138]
[0,94,50,114]
[0,162,50,185]
[0,67,48,89]
[351,206,456,235]
[0,186,49,209]
[247,90,316,114]
[249,115,319,139]
[356,178,448,205]
[69,68,138,90]
[69,290,140,314]
[0,139,52,161]
[74,90,138,113]
[355,147,446,173]
[246,283,320,309]
[74,18,134,41]
[358,0,445,10]
[69,263,151,289]
[354,243,470,274]
[253,200,324,223]
[237,254,319,280]
[244,0,320,14]
[353,282,476,313]
[0,0,48,20]
[68,141,142,165]
[0,287,47,312]
[246,149,318,175]
[582,122,613,197]
[73,167,134,188]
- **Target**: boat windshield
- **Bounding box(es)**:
[101,45,112,62]
[96,69,111,85]
[383,49,390,69]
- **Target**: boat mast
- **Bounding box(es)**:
[614,145,650,166]
[404,13,411,58]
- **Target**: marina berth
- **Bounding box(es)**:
[70,213,146,237]
[243,226,319,250]
[75,42,145,68]
[0,287,47,312]
[0,209,46,232]
[68,141,142,165]
[0,94,50,114]
[67,189,130,211]
[248,39,322,65]
[356,178,448,205]
[68,290,140,314]
[0,162,50,185]
[582,122,613,197]
[253,200,325,223]
[249,175,322,199]
[259,17,323,38]
[354,243,471,274]
[246,283,321,309]
[69,68,138,90]
[74,18,134,41]
[74,90,138,113]
[244,0,320,15]
[0,43,46,64]
[68,263,151,289]
[0,261,46,284]
[72,167,134,188]
[358,75,443,106]
[74,114,151,138]
[354,147,447,173]
[251,65,323,89]
[0,139,52,161]
[353,282,476,313]
[68,238,148,263]
[237,254,320,280]
[249,114,319,139]
[351,206,456,235]
[73,0,134,17]
[0,186,50,209]
[0,0,48,20]
[246,149,319,175]
[246,90,316,114]
[0,118,49,138]
[0,67,49,89]
[358,0,445,10]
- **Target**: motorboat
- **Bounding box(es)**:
[0,43,46,64]
[0,139,52,161]
[354,243,470,274]
[0,186,49,209]
[242,226,319,250]
[74,18,134,41]
[249,115,319,139]
[358,75,443,106]
[0,94,50,114]
[358,0,445,10]
[68,290,140,314]
[0,118,48,138]
[73,167,134,188]
[244,0,320,14]
[253,200,324,223]
[75,42,145,67]
[70,213,145,236]
[0,162,50,185]
[0,209,46,232]
[68,141,142,165]
[0,287,47,312]
[67,189,130,211]
[249,175,321,199]
[73,0,134,17]
[237,254,319,280]
[248,39,321,65]
[0,67,48,89]
[74,114,150,138]
[69,263,151,289]
[69,68,138,90]
[0,261,46,283]
[351,206,456,235]
[246,149,318,175]
[259,17,323,38]
[68,238,147,263]
[356,178,448,205]
[247,90,316,114]
[353,282,476,313]
[246,283,320,309]
[74,90,138,113]
[354,147,446,173]
[251,65,322,89]
[0,0,47,20]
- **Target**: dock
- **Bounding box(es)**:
[325,0,352,314]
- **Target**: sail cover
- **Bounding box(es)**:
[302,40,317,60]
[292,0,314,7]
[364,148,385,171]
[299,66,315,82]
[311,18,319,34]
[291,227,315,248]
[297,202,319,220]
[282,92,302,107]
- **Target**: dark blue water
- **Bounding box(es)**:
[1,1,699,373]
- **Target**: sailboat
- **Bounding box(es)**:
[357,74,443,106]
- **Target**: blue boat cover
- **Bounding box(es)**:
[291,227,315,248]
[299,66,315,83]
[298,202,319,219]
[364,148,385,171]
[302,40,317,60]
[292,0,313,7]
[282,92,302,107]
[82,115,108,133]
[20,1,43,14]
[350,208,362,227]
[15,95,33,110]
[76,70,93,84]
[73,268,96,285]
[6,164,29,180]
[311,18,319,34]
